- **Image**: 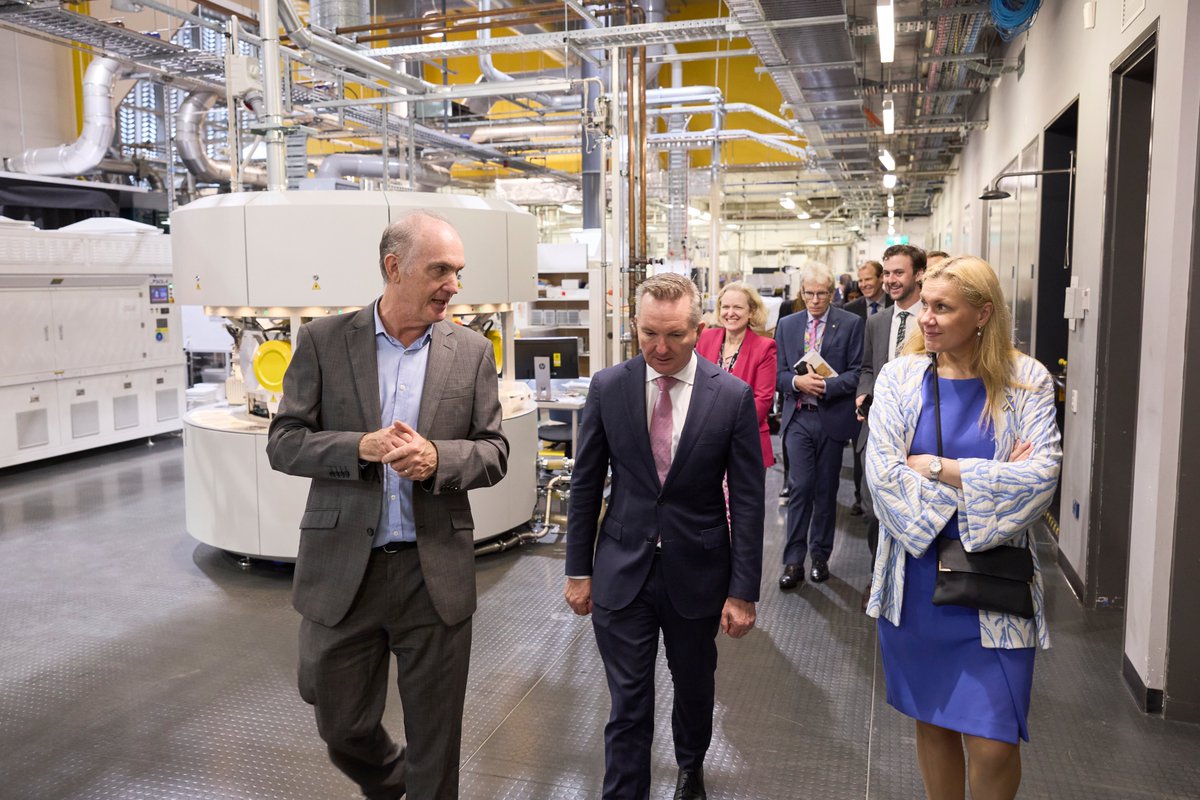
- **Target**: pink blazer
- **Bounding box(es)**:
[696,326,777,467]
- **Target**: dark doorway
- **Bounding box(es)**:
[1038,100,1078,534]
[1087,35,1156,611]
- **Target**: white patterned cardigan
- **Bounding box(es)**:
[864,352,1062,649]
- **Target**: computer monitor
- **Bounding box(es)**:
[513,336,581,380]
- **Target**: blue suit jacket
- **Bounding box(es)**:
[775,304,864,442]
[566,354,765,618]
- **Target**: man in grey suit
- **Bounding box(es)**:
[267,211,509,800]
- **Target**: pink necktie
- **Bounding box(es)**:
[650,376,677,484]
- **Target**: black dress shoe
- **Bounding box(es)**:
[779,564,804,590]
[674,768,707,800]
[810,560,830,583]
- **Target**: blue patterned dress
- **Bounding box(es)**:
[877,373,1035,744]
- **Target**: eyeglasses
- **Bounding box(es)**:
[801,290,831,299]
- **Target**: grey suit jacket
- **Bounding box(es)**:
[267,305,509,628]
[855,309,894,452]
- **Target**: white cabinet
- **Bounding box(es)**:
[0,290,58,381]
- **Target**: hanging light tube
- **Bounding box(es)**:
[886,193,895,208]
[882,173,897,189]
[878,149,896,171]
[779,196,797,210]
[882,95,895,135]
[877,1,895,64]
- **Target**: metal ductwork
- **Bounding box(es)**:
[175,91,269,188]
[315,153,450,190]
[4,57,120,176]
[469,123,580,144]
[310,0,368,33]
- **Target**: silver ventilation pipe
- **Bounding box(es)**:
[469,123,580,143]
[4,57,121,176]
[176,91,269,188]
[310,0,368,33]
[277,0,432,94]
[315,154,450,190]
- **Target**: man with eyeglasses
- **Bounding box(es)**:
[775,261,864,589]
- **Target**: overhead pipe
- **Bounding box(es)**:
[277,0,432,94]
[314,153,450,189]
[469,123,580,143]
[176,91,269,188]
[4,57,121,176]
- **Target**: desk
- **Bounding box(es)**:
[536,394,586,457]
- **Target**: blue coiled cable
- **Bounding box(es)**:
[992,0,1042,41]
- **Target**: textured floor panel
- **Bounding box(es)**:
[2,437,1199,799]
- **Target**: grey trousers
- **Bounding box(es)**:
[298,547,472,800]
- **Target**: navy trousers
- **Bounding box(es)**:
[783,408,844,566]
[591,556,721,800]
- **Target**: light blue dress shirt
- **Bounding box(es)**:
[372,302,432,547]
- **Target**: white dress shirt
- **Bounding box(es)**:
[888,299,925,359]
[645,352,698,460]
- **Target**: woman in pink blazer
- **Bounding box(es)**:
[696,281,777,467]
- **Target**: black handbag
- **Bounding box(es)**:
[927,355,1036,619]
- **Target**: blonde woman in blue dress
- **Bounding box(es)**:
[864,256,1062,800]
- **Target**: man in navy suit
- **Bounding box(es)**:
[565,273,765,800]
[775,261,863,588]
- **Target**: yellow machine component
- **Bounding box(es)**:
[486,327,503,372]
[252,339,293,394]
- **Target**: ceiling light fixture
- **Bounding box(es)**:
[878,149,896,171]
[562,203,581,214]
[810,221,822,229]
[887,193,895,208]
[877,1,895,64]
[888,225,896,235]
[779,196,796,210]
[882,95,895,135]
[887,208,895,219]
[882,173,898,189]
[796,210,811,220]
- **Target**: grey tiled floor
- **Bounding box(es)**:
[1,435,1198,799]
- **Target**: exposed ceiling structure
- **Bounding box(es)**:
[0,0,1020,241]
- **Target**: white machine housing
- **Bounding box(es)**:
[171,190,540,559]
[0,222,184,469]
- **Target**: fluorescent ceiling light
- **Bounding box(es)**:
[887,193,895,208]
[795,210,811,220]
[810,221,822,229]
[687,206,703,218]
[725,223,740,230]
[888,226,896,235]
[882,173,898,189]
[877,1,895,64]
[878,149,896,171]
[562,203,581,214]
[882,95,895,135]
[701,211,712,222]
[779,196,796,210]
[887,208,895,218]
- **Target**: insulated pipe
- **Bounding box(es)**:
[469,123,580,143]
[4,57,121,176]
[314,153,450,189]
[176,91,269,188]
[277,0,431,94]
[260,0,287,190]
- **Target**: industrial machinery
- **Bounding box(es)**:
[171,190,540,561]
[0,217,184,468]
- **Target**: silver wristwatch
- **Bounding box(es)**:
[928,457,943,482]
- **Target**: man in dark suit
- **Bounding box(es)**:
[842,259,891,514]
[856,244,927,564]
[775,261,863,588]
[565,273,764,800]
[267,212,509,800]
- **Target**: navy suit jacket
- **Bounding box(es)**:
[775,305,864,442]
[565,354,765,619]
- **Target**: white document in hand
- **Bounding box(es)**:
[798,349,839,379]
